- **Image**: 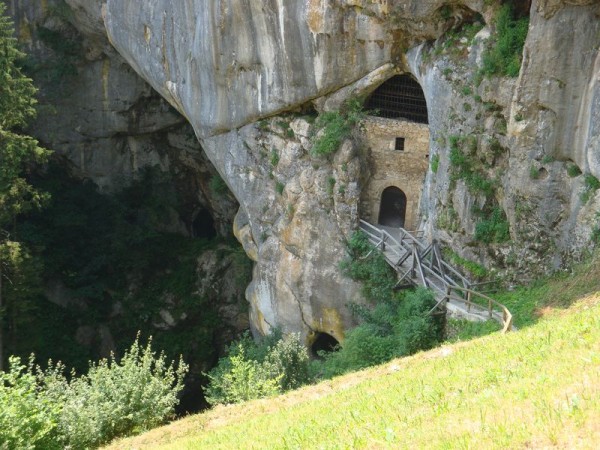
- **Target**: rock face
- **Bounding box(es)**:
[11,0,600,341]
[8,0,237,236]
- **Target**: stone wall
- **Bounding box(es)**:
[360,116,430,230]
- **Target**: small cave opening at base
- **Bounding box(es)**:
[378,186,407,228]
[192,210,217,238]
[311,332,340,358]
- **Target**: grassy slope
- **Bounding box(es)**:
[107,256,600,449]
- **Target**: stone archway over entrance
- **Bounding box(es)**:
[378,186,407,227]
[365,74,428,124]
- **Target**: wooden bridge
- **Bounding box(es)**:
[359,220,513,333]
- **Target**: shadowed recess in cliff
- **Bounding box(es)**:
[311,332,340,358]
[365,75,429,124]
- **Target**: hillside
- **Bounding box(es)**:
[106,256,600,449]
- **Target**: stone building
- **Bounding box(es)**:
[360,75,430,231]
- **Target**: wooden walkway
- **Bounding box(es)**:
[359,220,513,333]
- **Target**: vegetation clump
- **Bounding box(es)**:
[0,337,187,449]
[474,207,510,243]
[310,99,364,157]
[581,173,600,203]
[481,4,529,77]
[317,232,444,377]
[203,331,311,406]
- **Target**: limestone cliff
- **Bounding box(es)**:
[13,1,600,343]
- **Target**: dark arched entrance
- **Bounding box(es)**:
[365,74,428,124]
[378,186,407,228]
[311,332,339,358]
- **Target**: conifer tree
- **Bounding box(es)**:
[0,3,51,370]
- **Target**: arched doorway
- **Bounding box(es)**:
[365,74,429,124]
[378,186,407,228]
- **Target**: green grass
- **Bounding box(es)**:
[107,295,600,449]
[445,318,501,342]
[106,255,600,450]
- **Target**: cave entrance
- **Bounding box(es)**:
[192,210,217,238]
[378,186,407,228]
[311,332,339,358]
[365,74,429,124]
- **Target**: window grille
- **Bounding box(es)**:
[366,75,429,124]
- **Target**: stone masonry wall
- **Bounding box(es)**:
[360,116,430,230]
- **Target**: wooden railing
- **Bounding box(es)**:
[358,219,514,333]
[435,285,514,333]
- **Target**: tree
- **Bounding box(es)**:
[0,3,51,370]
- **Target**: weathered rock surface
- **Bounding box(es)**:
[10,0,600,340]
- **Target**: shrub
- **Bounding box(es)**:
[275,181,285,195]
[270,148,280,167]
[0,357,62,450]
[339,231,397,304]
[0,337,187,449]
[56,337,188,449]
[204,332,311,406]
[327,176,336,195]
[316,288,443,378]
[567,163,582,178]
[581,173,600,203]
[311,99,364,157]
[529,165,540,180]
[481,4,529,78]
[474,207,510,243]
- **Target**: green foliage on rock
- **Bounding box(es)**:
[581,173,600,203]
[474,207,510,243]
[448,134,495,198]
[203,331,311,406]
[431,154,440,173]
[339,231,396,304]
[315,288,444,379]
[481,4,529,78]
[310,99,364,157]
[318,233,444,378]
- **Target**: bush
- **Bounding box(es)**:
[339,231,397,304]
[311,99,364,157]
[581,173,600,203]
[0,337,188,449]
[0,357,62,450]
[474,207,510,243]
[567,163,582,178]
[481,4,529,78]
[316,288,443,378]
[204,332,311,406]
[57,337,188,449]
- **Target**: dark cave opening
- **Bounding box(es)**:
[192,210,217,239]
[378,186,407,228]
[311,332,340,358]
